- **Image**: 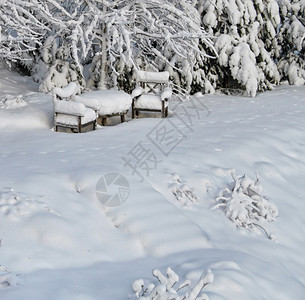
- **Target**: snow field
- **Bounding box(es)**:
[0,71,305,299]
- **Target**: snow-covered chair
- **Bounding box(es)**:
[52,82,97,133]
[132,71,172,118]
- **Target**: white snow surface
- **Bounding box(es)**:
[0,69,305,299]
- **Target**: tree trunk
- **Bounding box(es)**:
[98,4,107,90]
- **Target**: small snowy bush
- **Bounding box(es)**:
[212,172,278,239]
[0,188,58,220]
[131,267,213,300]
[0,95,27,109]
[170,175,198,208]
[0,266,22,288]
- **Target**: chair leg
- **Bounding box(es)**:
[162,101,165,118]
[132,103,135,119]
[121,114,125,123]
[102,118,107,126]
[78,116,82,133]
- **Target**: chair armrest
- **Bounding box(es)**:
[131,86,143,99]
[73,95,101,111]
[53,82,79,99]
[54,99,86,117]
[161,87,172,101]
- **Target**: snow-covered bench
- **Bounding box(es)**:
[131,71,172,118]
[74,90,132,126]
[52,82,97,133]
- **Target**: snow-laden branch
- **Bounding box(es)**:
[1,0,218,93]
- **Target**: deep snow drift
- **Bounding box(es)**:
[0,69,305,299]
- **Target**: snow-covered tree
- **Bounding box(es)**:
[79,0,217,93]
[128,1,216,94]
[1,0,216,94]
[277,0,305,85]
[3,1,303,96]
[197,0,282,96]
[34,1,93,91]
[0,0,49,63]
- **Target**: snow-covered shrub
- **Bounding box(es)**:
[131,267,213,300]
[0,95,27,109]
[212,172,278,239]
[170,174,198,208]
[0,266,22,288]
[0,188,58,221]
[38,60,85,93]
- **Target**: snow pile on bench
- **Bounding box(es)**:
[137,70,169,84]
[75,90,132,116]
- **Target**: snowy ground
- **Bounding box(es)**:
[0,69,305,299]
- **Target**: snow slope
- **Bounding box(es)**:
[0,69,305,299]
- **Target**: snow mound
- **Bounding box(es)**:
[0,92,52,130]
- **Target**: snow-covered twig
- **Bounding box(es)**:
[131,267,213,300]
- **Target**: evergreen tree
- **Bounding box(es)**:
[277,0,305,85]
[197,0,282,96]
